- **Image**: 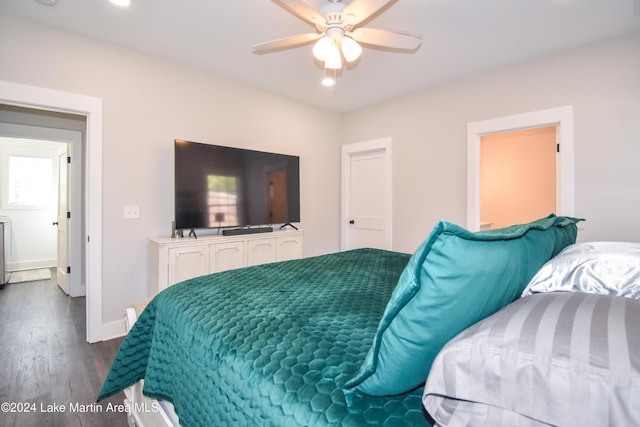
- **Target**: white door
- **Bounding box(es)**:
[56,144,70,294]
[341,138,392,251]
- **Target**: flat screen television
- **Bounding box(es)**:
[174,139,300,231]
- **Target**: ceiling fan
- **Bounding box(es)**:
[253,0,422,75]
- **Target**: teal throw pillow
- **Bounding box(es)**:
[343,214,583,398]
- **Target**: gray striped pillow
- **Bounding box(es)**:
[423,292,640,427]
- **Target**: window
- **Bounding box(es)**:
[6,154,54,208]
[207,174,239,227]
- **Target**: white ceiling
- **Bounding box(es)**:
[2,0,639,112]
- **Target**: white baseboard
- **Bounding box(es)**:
[7,259,56,272]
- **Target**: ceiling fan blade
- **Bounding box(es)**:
[343,0,396,26]
[253,33,322,54]
[273,0,325,26]
[350,28,422,51]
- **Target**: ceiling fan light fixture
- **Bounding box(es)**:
[312,36,333,62]
[341,37,362,63]
[324,43,342,70]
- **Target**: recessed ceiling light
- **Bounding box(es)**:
[35,0,57,6]
[110,0,131,6]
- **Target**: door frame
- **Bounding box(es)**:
[467,106,574,231]
[341,137,392,251]
[0,80,104,343]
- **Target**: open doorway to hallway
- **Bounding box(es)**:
[0,105,85,298]
[0,81,104,343]
[0,137,65,289]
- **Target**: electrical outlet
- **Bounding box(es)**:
[124,205,140,220]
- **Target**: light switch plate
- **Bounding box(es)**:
[124,205,140,219]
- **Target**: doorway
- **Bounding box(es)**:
[480,126,557,229]
[0,137,63,283]
[0,80,104,343]
[341,138,392,251]
[0,124,83,297]
[467,106,575,231]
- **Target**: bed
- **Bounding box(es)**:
[100,248,428,426]
[99,215,640,426]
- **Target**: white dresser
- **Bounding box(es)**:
[149,229,303,294]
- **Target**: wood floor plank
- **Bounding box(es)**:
[0,270,127,426]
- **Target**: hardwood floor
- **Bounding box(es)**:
[0,270,127,426]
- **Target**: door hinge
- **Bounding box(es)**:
[67,211,71,219]
[67,266,71,274]
[556,143,560,153]
[67,156,71,164]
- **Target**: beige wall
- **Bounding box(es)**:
[0,16,343,322]
[342,31,640,253]
[480,126,557,229]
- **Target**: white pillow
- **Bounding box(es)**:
[521,241,640,299]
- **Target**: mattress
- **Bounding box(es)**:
[99,248,432,426]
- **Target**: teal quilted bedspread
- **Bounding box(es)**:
[99,248,432,426]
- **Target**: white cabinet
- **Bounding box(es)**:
[167,245,208,285]
[150,229,303,294]
[209,241,244,273]
[277,234,303,261]
[247,238,277,266]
